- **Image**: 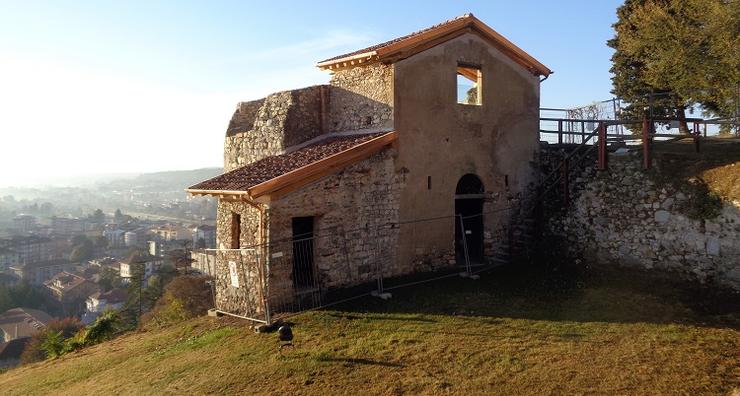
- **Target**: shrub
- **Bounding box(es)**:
[141,275,212,329]
[20,317,83,364]
[40,331,65,359]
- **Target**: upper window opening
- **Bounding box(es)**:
[457,64,482,105]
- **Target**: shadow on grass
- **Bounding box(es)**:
[327,263,740,329]
[316,356,404,368]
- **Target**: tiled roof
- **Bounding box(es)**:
[316,13,552,76]
[44,272,88,291]
[189,133,388,193]
[0,338,30,361]
[318,14,472,64]
[0,308,52,340]
[90,288,127,304]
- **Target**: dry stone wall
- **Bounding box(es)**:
[265,148,405,301]
[547,153,740,289]
[223,86,327,172]
[223,65,395,174]
[328,63,394,132]
[213,201,264,316]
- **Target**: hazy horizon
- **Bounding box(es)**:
[0,1,620,187]
[0,166,224,189]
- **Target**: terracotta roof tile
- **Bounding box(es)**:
[189,133,387,192]
[318,14,473,64]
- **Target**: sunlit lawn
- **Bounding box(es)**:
[1,264,738,395]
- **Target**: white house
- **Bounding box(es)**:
[81,289,127,324]
[119,253,163,284]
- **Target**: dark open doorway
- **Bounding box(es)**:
[455,174,484,264]
[291,216,315,289]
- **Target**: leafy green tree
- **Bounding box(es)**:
[90,209,105,223]
[0,282,50,313]
[69,236,94,262]
[608,0,739,131]
[98,266,122,291]
[114,209,124,223]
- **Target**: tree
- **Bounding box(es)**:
[20,317,83,364]
[90,209,105,223]
[608,0,739,131]
[0,282,50,313]
[69,235,94,262]
[99,266,122,291]
[114,209,124,223]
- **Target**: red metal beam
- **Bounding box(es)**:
[597,122,608,170]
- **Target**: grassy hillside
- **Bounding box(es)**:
[1,266,738,395]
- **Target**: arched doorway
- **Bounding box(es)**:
[455,174,485,264]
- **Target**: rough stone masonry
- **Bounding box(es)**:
[547,152,740,290]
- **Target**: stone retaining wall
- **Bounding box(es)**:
[547,153,740,289]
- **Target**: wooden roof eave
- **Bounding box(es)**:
[316,52,380,71]
[185,131,397,204]
[185,189,252,202]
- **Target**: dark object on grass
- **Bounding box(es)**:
[278,325,293,342]
[278,324,293,351]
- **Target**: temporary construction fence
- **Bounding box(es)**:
[200,207,522,325]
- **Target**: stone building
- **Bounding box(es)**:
[43,272,100,316]
[188,14,551,317]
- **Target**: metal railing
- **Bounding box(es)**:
[195,207,530,324]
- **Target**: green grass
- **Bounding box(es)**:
[1,265,738,395]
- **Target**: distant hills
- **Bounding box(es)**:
[96,168,223,192]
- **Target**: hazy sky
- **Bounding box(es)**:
[0,0,621,187]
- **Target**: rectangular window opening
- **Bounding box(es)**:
[457,64,482,105]
[291,216,315,289]
[230,212,241,249]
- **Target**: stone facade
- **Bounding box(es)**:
[328,63,394,132]
[208,31,542,317]
[547,153,740,289]
[224,87,326,172]
[223,64,395,173]
[266,149,404,297]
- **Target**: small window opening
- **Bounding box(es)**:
[504,174,509,187]
[427,176,432,190]
[230,212,241,249]
[292,217,315,289]
[457,64,482,105]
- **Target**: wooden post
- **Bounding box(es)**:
[642,115,651,169]
[558,120,563,145]
[597,122,608,170]
[693,122,701,153]
[561,156,570,208]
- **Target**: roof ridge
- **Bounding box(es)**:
[316,13,551,76]
[316,13,476,65]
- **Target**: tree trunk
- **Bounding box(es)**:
[676,104,689,134]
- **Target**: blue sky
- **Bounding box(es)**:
[0,0,622,186]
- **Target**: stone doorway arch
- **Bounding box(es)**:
[455,174,485,264]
